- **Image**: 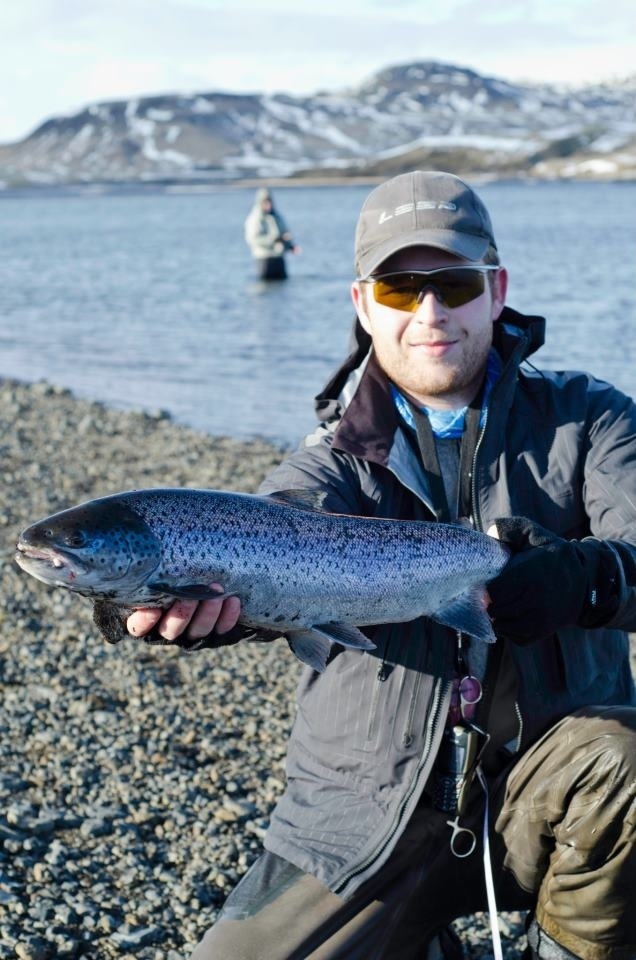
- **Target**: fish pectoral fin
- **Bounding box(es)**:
[286,623,375,673]
[92,600,132,644]
[314,622,376,650]
[146,582,235,601]
[434,589,496,644]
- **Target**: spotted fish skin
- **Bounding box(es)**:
[15,488,509,671]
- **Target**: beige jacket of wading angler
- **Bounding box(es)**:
[244,204,292,259]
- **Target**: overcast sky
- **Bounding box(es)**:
[2,0,635,143]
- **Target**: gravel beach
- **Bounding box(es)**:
[1,378,632,959]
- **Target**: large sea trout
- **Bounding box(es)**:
[15,488,509,671]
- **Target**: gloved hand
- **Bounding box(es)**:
[487,517,620,644]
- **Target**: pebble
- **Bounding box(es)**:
[1,377,632,958]
[15,940,52,960]
[110,926,164,949]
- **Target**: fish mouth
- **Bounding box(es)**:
[14,542,85,585]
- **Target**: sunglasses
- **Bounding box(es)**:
[362,265,499,312]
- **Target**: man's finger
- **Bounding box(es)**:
[157,599,199,641]
[185,596,226,639]
[212,596,242,636]
[127,608,163,636]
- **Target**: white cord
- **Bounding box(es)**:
[477,765,504,960]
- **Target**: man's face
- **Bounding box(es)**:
[351,247,507,410]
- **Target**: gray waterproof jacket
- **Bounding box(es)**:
[259,306,636,898]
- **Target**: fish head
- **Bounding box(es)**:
[15,496,162,600]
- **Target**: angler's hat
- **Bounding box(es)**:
[354,170,497,278]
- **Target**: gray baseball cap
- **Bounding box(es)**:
[354,170,497,278]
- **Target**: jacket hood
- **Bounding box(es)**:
[314,305,546,426]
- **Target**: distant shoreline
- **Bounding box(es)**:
[2,172,636,197]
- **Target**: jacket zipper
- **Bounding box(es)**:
[513,700,523,753]
[402,669,423,748]
[366,634,394,742]
[334,677,450,896]
[470,409,488,532]
[469,405,508,736]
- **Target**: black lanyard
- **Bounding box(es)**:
[407,384,485,524]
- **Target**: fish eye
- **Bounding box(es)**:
[64,531,87,548]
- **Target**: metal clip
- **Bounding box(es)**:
[445,815,477,858]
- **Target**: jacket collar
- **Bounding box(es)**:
[314,306,546,467]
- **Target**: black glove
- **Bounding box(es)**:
[153,623,245,650]
[169,624,282,651]
[487,517,620,644]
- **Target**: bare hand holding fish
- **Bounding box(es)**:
[126,585,241,644]
[15,487,509,671]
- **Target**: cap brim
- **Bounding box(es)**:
[357,229,491,279]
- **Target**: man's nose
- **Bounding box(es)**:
[412,288,448,321]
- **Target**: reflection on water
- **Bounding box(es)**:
[1,181,634,445]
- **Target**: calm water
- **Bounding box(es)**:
[1,181,634,446]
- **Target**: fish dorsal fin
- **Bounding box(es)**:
[265,489,330,513]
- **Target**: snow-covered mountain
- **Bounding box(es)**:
[1,60,635,186]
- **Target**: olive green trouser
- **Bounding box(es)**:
[190,706,636,960]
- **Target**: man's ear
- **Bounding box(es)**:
[491,267,508,321]
[351,281,372,335]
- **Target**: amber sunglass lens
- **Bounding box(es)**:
[436,269,486,308]
[372,276,420,311]
[372,270,487,311]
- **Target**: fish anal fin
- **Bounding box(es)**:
[434,588,496,643]
[314,622,375,651]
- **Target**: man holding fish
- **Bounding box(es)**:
[31,171,636,958]
[133,170,636,959]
